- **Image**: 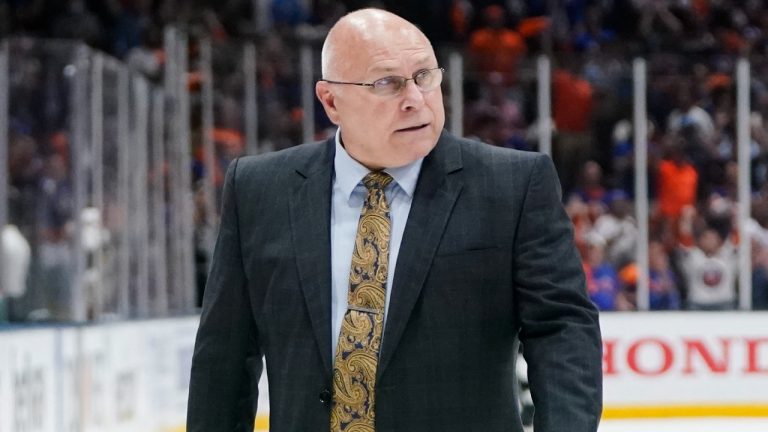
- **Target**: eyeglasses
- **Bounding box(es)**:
[320,67,445,96]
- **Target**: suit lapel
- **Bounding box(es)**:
[288,139,335,378]
[377,132,463,380]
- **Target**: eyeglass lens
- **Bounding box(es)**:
[372,68,442,95]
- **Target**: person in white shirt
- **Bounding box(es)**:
[679,227,737,310]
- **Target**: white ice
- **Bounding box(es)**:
[599,418,768,432]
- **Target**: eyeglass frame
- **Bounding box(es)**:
[319,67,445,95]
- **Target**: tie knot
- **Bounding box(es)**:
[363,171,393,191]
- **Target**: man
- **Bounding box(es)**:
[188,8,602,432]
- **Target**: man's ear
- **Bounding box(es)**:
[316,81,341,125]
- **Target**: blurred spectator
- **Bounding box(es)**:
[608,118,642,195]
[468,5,526,86]
[582,232,629,311]
[592,189,638,269]
[709,74,736,159]
[667,83,715,150]
[465,80,525,148]
[552,63,595,194]
[666,81,719,200]
[647,241,681,310]
[750,199,768,309]
[125,21,164,80]
[655,137,699,247]
[748,113,768,191]
[1,224,32,319]
[7,132,43,237]
[617,241,681,311]
[752,237,768,310]
[678,226,737,310]
[702,193,735,242]
[566,193,592,258]
[636,0,684,52]
[449,0,473,41]
[569,3,615,53]
[571,160,606,205]
[36,150,75,320]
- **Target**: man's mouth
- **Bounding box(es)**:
[396,123,429,132]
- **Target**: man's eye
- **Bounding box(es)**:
[373,77,397,88]
[415,69,431,80]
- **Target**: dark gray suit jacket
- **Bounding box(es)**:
[187,131,602,431]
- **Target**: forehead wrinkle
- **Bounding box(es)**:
[367,52,435,77]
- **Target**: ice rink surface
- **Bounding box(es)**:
[599,418,768,431]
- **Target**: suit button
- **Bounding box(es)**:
[319,389,332,404]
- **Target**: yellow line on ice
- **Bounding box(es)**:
[164,414,269,431]
[169,407,768,429]
[603,404,768,419]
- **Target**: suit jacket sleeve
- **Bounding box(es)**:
[514,154,602,431]
[187,157,263,431]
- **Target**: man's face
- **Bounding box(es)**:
[317,25,445,169]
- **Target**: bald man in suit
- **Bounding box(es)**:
[187,8,602,432]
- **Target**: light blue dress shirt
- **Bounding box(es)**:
[330,129,423,361]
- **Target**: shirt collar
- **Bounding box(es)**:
[333,128,423,201]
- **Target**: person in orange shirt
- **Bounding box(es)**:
[552,65,594,194]
[655,138,699,248]
[657,140,698,219]
[468,5,526,86]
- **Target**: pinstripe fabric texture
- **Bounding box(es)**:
[331,171,393,431]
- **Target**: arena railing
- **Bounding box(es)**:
[0,33,197,322]
[2,34,766,321]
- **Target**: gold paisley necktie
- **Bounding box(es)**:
[331,171,394,432]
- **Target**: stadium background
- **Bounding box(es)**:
[1,0,768,431]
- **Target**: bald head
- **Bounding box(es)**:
[321,8,433,79]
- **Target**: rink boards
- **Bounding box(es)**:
[0,318,208,432]
[600,311,768,418]
[1,312,767,431]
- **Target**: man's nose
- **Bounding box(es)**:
[400,79,425,110]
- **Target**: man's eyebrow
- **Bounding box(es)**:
[369,65,399,75]
[368,56,435,75]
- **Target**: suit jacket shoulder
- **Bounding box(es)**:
[233,139,334,187]
[453,135,555,185]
